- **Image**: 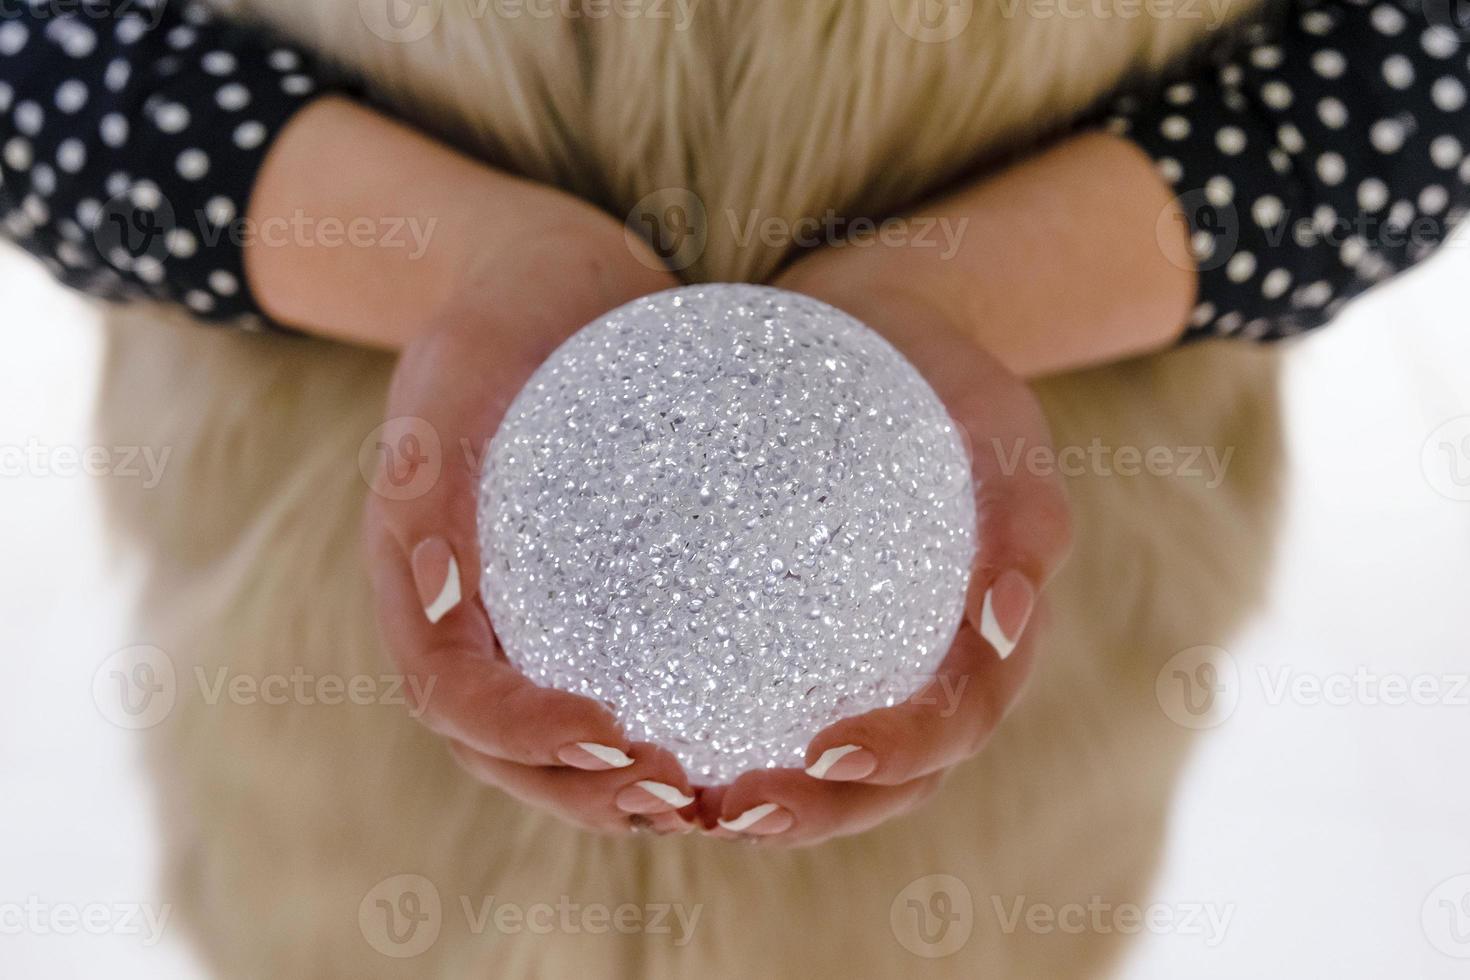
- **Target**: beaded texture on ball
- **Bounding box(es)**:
[478,284,976,784]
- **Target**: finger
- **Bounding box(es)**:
[448,741,697,835]
[367,516,631,768]
[802,620,1040,786]
[708,767,945,847]
[364,325,534,688]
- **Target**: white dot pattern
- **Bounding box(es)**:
[1104,0,1470,341]
[0,1,334,325]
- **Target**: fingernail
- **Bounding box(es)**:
[717,803,793,835]
[616,780,696,814]
[979,570,1035,660]
[557,742,634,770]
[411,538,461,625]
[805,744,877,781]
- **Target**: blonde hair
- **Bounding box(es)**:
[240,0,1248,281]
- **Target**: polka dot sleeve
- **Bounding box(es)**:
[1102,0,1470,342]
[0,1,339,327]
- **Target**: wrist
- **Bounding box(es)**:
[779,131,1197,378]
[779,247,965,345]
[425,191,678,360]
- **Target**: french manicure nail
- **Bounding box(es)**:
[411,538,461,625]
[717,803,793,835]
[616,781,696,814]
[979,570,1035,660]
[805,744,877,781]
[557,742,634,770]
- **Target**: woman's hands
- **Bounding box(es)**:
[258,98,1075,843]
[318,85,1074,840]
[362,206,707,835]
[693,257,1074,846]
[363,218,1072,844]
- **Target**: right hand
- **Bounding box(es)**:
[691,258,1075,845]
[362,203,701,835]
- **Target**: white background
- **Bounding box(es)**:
[0,241,1467,977]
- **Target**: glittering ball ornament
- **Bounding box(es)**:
[478,284,976,784]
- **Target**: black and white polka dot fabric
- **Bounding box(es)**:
[0,0,330,327]
[1104,0,1470,342]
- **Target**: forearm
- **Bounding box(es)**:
[245,97,639,350]
[782,132,1197,379]
[0,6,652,349]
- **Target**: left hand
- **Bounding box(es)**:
[363,205,702,836]
[697,258,1074,846]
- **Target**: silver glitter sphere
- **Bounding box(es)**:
[478,284,975,784]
